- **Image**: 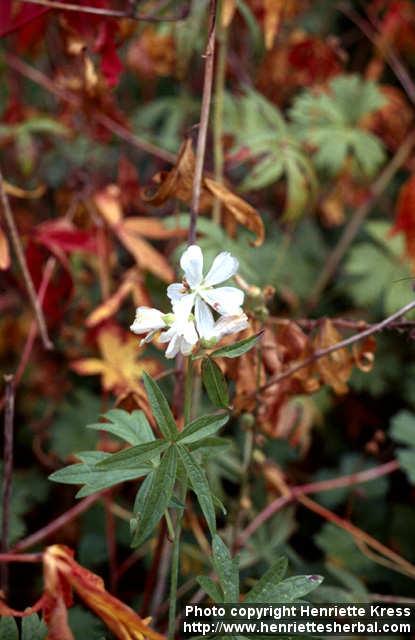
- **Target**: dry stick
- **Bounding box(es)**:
[256,298,415,395]
[188,0,218,245]
[0,171,53,350]
[20,0,190,21]
[5,54,176,165]
[237,459,399,546]
[298,495,415,579]
[338,3,415,107]
[1,376,15,595]
[307,130,415,308]
[0,553,42,563]
[12,490,106,552]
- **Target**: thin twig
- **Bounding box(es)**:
[257,298,415,394]
[1,375,15,595]
[0,170,53,350]
[0,553,43,563]
[299,495,415,579]
[212,0,228,224]
[307,131,415,308]
[12,490,106,552]
[19,0,190,22]
[188,0,218,245]
[338,2,415,106]
[237,459,399,545]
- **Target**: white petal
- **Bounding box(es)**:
[130,307,166,334]
[172,292,196,321]
[165,333,180,358]
[182,320,199,345]
[180,245,203,288]
[213,313,249,339]
[180,337,195,356]
[167,283,185,304]
[200,286,244,316]
[195,297,215,339]
[204,251,239,286]
[158,326,176,343]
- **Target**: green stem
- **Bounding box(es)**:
[212,0,228,224]
[167,358,193,639]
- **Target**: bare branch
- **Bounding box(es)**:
[188,0,218,245]
[1,375,15,594]
[257,298,415,395]
[19,0,190,22]
[0,170,53,350]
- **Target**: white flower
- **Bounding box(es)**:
[159,318,198,359]
[167,245,244,338]
[130,306,198,358]
[211,313,249,340]
[130,307,168,345]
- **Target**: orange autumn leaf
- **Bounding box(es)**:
[144,139,265,246]
[222,0,237,27]
[86,268,150,328]
[43,545,166,640]
[262,0,305,50]
[71,324,160,400]
[3,180,46,199]
[313,319,352,395]
[93,184,179,282]
[0,546,166,640]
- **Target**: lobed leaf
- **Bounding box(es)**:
[178,413,229,445]
[210,333,261,358]
[87,409,155,445]
[142,372,178,440]
[212,534,239,601]
[132,445,178,547]
[201,358,229,408]
[177,445,217,535]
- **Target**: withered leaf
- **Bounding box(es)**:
[93,184,179,281]
[0,226,10,270]
[314,319,352,395]
[352,336,376,373]
[71,324,160,401]
[86,268,150,328]
[144,139,265,246]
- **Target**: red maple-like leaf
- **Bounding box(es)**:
[391,173,415,263]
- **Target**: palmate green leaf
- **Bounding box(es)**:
[87,409,154,445]
[212,534,239,601]
[397,450,415,484]
[224,89,317,220]
[210,333,261,359]
[201,358,229,408]
[177,445,217,535]
[178,413,229,445]
[244,556,288,603]
[142,372,178,440]
[343,221,413,315]
[390,410,415,447]
[50,389,100,459]
[290,74,386,177]
[196,575,224,603]
[96,440,168,470]
[21,614,47,640]
[0,617,18,640]
[132,445,178,547]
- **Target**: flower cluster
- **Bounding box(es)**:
[130,245,249,358]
